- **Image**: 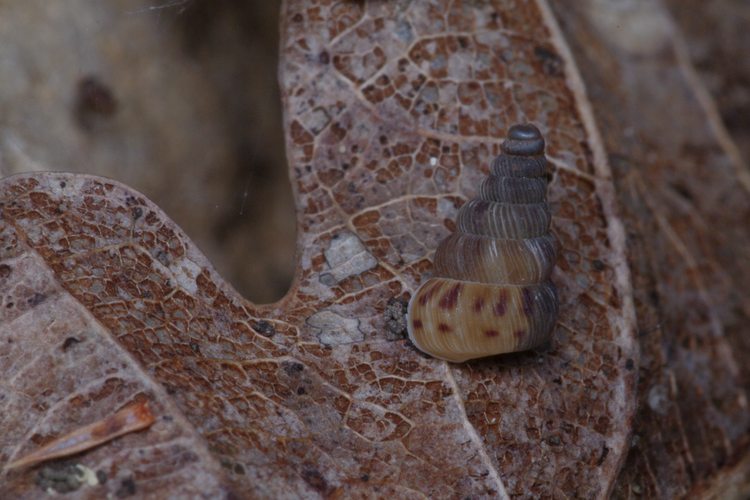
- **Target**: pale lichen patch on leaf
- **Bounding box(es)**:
[167,257,203,295]
[307,309,364,346]
[321,231,377,284]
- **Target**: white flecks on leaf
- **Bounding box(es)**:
[169,257,202,295]
[307,310,363,346]
[76,464,100,486]
[647,384,669,415]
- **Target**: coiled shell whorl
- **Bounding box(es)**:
[407,124,558,362]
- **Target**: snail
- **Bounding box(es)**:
[407,124,558,362]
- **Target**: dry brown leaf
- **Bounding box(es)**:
[549,2,750,497]
[0,1,747,498]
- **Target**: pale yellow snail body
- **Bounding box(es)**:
[407,124,558,362]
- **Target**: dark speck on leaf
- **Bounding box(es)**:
[116,477,137,498]
[597,445,610,466]
[669,181,694,201]
[155,250,170,267]
[319,273,336,286]
[301,466,329,494]
[27,293,47,306]
[282,361,305,376]
[62,337,81,351]
[383,297,408,340]
[253,320,276,337]
[534,45,564,76]
[96,470,108,484]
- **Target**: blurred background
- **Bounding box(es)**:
[0,0,295,304]
[667,0,750,162]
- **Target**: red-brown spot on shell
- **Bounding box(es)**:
[438,323,452,333]
[514,329,526,340]
[418,281,441,306]
[473,297,485,312]
[484,330,500,338]
[438,283,462,310]
[412,319,423,329]
[494,290,508,316]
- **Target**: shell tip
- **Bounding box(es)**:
[502,123,545,156]
[507,123,542,141]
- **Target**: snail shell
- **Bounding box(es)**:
[407,124,558,362]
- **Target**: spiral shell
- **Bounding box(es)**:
[407,124,558,362]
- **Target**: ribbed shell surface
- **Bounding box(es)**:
[407,124,559,362]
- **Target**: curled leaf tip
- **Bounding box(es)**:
[4,400,156,472]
